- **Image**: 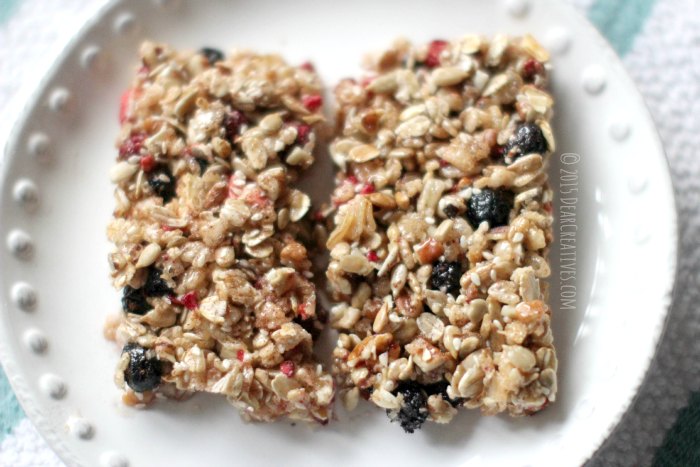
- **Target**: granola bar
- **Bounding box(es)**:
[106,42,333,423]
[324,36,557,432]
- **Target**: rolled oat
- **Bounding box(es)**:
[107,42,333,424]
[324,36,557,432]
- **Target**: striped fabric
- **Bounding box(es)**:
[2,0,699,466]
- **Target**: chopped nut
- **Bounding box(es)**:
[108,43,333,424]
[326,36,557,424]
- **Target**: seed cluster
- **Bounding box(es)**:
[107,42,334,423]
[324,35,557,429]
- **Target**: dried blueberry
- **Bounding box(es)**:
[466,188,513,229]
[199,47,224,65]
[122,343,162,392]
[147,166,176,203]
[430,261,462,297]
[424,381,462,408]
[505,123,548,158]
[194,157,209,175]
[294,317,322,340]
[121,286,151,315]
[387,381,429,433]
[443,204,459,219]
[143,267,172,297]
[223,110,248,143]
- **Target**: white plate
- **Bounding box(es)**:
[0,0,677,466]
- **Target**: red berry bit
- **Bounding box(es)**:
[297,303,308,320]
[180,292,198,310]
[359,183,375,195]
[367,250,379,262]
[295,123,312,146]
[119,88,134,123]
[244,187,271,209]
[302,94,323,111]
[425,40,448,68]
[168,294,182,305]
[346,175,358,185]
[280,361,295,377]
[300,61,315,72]
[118,132,147,159]
[227,175,243,199]
[224,110,248,142]
[139,154,156,172]
[522,58,543,81]
[236,350,245,362]
[490,144,506,159]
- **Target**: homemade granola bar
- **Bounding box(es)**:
[106,42,333,423]
[324,36,557,432]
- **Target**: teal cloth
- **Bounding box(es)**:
[0,367,23,436]
[0,0,695,465]
[0,0,19,24]
[0,0,25,441]
[588,0,658,56]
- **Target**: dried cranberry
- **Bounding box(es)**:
[280,361,295,377]
[140,154,155,172]
[302,94,323,111]
[346,175,358,184]
[295,123,312,146]
[359,183,375,195]
[118,132,146,159]
[490,144,506,160]
[300,61,315,72]
[367,250,379,262]
[224,110,248,142]
[424,40,447,68]
[522,58,543,81]
[297,303,308,320]
[180,292,198,310]
[236,350,245,362]
[119,88,133,123]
